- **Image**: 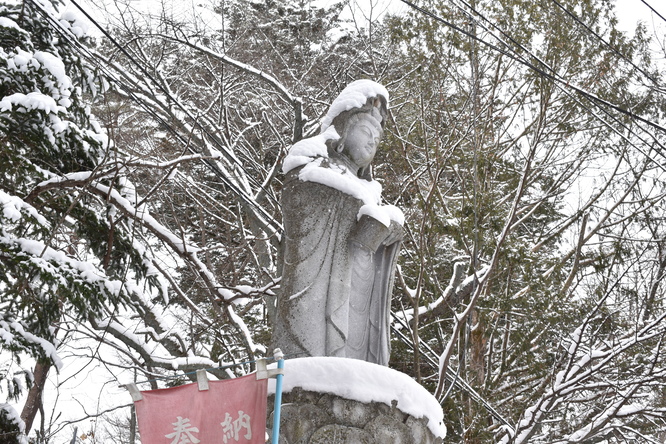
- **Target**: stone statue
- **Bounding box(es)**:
[272,80,403,365]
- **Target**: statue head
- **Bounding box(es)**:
[327,95,387,180]
[320,80,389,134]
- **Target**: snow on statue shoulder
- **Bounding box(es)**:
[272,80,403,365]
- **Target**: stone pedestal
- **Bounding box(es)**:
[265,357,446,444]
[267,388,443,444]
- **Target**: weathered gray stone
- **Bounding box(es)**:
[310,424,375,444]
[364,413,414,444]
[277,403,329,444]
[328,396,376,428]
[267,388,445,444]
[272,80,403,366]
[406,415,442,444]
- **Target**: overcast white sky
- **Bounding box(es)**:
[615,0,666,33]
[72,0,666,50]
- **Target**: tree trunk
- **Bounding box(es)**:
[20,360,50,435]
[469,308,486,388]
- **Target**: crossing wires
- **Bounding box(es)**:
[27,0,284,236]
[398,0,666,137]
[394,0,666,434]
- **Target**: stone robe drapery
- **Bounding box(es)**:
[272,167,400,365]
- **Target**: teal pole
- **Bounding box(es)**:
[271,349,284,444]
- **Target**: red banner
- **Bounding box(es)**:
[133,373,267,444]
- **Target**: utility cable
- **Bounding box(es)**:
[391,313,514,430]
[400,0,666,172]
[28,0,280,233]
[66,0,252,182]
[29,0,283,234]
[458,0,666,134]
[639,0,666,25]
[550,0,663,89]
[446,0,666,167]
[399,0,666,136]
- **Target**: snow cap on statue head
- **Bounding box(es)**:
[320,79,389,134]
[322,80,388,181]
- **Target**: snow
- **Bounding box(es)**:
[0,190,49,226]
[281,126,338,173]
[96,319,185,368]
[227,306,266,355]
[0,233,130,316]
[166,356,217,370]
[297,157,404,225]
[38,171,93,185]
[617,403,643,416]
[34,51,71,90]
[229,285,255,305]
[1,46,75,111]
[215,287,233,300]
[281,80,402,226]
[91,181,197,254]
[60,8,90,38]
[320,80,389,132]
[0,325,14,345]
[358,203,392,226]
[0,403,27,444]
[0,16,20,30]
[325,22,355,46]
[8,48,34,71]
[0,321,63,370]
[267,357,446,438]
[358,203,404,227]
[284,136,389,210]
[383,204,405,225]
[298,157,382,204]
[0,92,63,114]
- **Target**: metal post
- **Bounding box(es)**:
[271,348,285,444]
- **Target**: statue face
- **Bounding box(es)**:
[345,114,381,169]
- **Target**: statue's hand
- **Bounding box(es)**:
[382,220,403,246]
[352,216,403,251]
[351,215,388,251]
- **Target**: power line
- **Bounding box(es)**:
[639,0,666,25]
[469,0,666,165]
[28,0,283,235]
[471,0,666,165]
[399,0,666,170]
[550,0,663,90]
[399,0,666,136]
[391,0,666,430]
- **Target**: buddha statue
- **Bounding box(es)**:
[272,80,403,365]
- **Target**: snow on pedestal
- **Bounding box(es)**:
[267,357,446,443]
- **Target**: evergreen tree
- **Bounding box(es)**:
[0,0,157,439]
[383,0,666,441]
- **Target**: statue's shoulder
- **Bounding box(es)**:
[284,165,304,182]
